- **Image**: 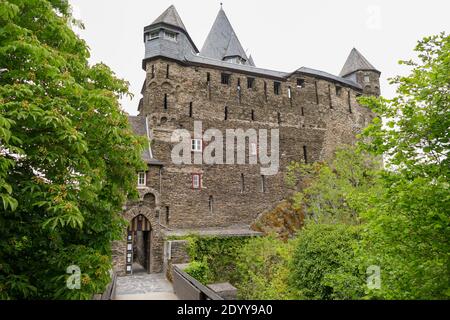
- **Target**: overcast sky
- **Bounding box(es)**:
[70,0,449,115]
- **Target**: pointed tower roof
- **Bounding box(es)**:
[339,48,379,77]
[200,8,252,65]
[151,5,187,32]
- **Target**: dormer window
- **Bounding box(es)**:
[164,30,177,41]
[148,31,159,40]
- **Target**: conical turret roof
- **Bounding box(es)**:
[151,5,187,32]
[200,8,252,65]
[339,48,379,77]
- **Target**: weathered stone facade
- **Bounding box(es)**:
[112,5,381,275]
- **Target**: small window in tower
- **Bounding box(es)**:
[240,173,245,193]
[288,86,292,99]
[208,196,214,214]
[237,78,241,90]
[336,85,342,96]
[138,172,146,187]
[164,30,177,41]
[297,78,305,88]
[192,174,202,189]
[149,31,159,40]
[164,94,168,110]
[274,82,281,95]
[277,112,281,124]
[191,139,202,152]
[364,75,370,83]
[166,64,170,78]
[207,72,211,83]
[221,73,230,85]
[189,102,193,117]
[151,65,155,79]
[247,77,255,89]
[165,206,170,225]
[251,109,255,121]
[261,175,266,193]
[224,106,228,120]
[303,145,308,164]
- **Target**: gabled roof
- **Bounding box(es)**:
[200,8,251,65]
[151,5,187,33]
[339,48,379,77]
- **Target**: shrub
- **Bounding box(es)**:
[289,223,364,299]
[184,258,212,285]
[236,235,296,300]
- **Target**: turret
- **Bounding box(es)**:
[340,48,381,96]
[142,5,198,69]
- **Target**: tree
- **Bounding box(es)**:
[0,0,145,299]
[357,33,450,299]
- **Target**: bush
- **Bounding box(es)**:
[236,235,296,300]
[289,223,364,299]
[184,258,212,285]
[186,235,251,284]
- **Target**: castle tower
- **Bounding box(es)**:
[200,7,254,66]
[142,5,198,68]
[340,48,381,96]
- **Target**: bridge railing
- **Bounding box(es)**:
[172,264,224,300]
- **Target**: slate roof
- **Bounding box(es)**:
[151,5,187,33]
[295,67,362,89]
[128,116,163,166]
[200,8,251,65]
[339,48,379,77]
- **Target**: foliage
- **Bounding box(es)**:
[289,223,364,300]
[186,235,251,284]
[287,145,382,225]
[235,235,296,300]
[0,0,145,299]
[356,32,450,299]
[184,257,212,285]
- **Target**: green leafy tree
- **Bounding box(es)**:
[0,0,145,299]
[357,33,450,299]
[287,145,382,225]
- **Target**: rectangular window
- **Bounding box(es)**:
[348,91,352,113]
[164,30,177,41]
[314,81,319,104]
[166,64,170,78]
[192,174,202,189]
[251,109,255,121]
[336,85,342,96]
[264,81,267,100]
[151,65,155,79]
[191,139,202,152]
[303,145,308,164]
[240,173,245,193]
[261,175,266,193]
[247,77,255,89]
[165,206,170,225]
[149,31,159,40]
[364,75,370,83]
[221,73,230,85]
[288,86,292,99]
[208,196,213,214]
[138,172,146,186]
[207,72,211,83]
[164,94,168,110]
[189,102,193,117]
[274,82,281,95]
[297,78,305,88]
[224,106,228,120]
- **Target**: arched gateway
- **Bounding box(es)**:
[115,191,164,275]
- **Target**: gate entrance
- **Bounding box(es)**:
[125,214,151,274]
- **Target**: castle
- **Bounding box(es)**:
[112,5,380,275]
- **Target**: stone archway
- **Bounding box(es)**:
[113,202,163,275]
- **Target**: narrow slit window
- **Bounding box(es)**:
[277,112,281,124]
[314,81,319,104]
[165,206,170,225]
[336,85,342,96]
[288,86,292,99]
[224,106,228,120]
[208,196,213,214]
[189,102,193,117]
[164,94,168,110]
[264,81,267,100]
[151,65,155,79]
[261,175,266,193]
[301,107,304,116]
[166,64,170,78]
[303,145,308,164]
[329,84,333,109]
[251,109,255,121]
[240,173,245,193]
[348,91,352,113]
[207,72,211,83]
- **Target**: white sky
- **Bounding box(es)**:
[70,0,449,115]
